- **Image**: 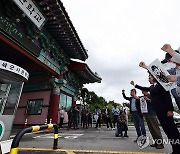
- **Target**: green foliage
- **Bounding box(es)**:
[106,100,122,110]
[78,88,121,112]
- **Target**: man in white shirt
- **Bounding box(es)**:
[95,107,101,129]
[112,104,120,128]
[59,106,65,128]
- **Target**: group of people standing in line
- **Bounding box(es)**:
[121,44,180,154]
[58,103,129,132]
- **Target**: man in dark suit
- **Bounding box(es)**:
[136,61,180,154]
[103,106,113,130]
[122,89,146,142]
[130,81,164,149]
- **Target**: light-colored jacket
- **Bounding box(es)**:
[112,108,120,116]
[59,109,65,118]
[171,52,180,64]
[168,67,180,97]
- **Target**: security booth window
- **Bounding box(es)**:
[26,99,43,115]
[0,83,11,114]
[0,81,23,115]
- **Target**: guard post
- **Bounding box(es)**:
[10,124,58,154]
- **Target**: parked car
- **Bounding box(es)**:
[173,111,180,126]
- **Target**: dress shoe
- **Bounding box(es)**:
[150,143,157,147]
[134,138,138,143]
[156,144,164,149]
[119,133,123,137]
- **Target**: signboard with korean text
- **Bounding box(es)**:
[0,60,29,81]
[139,97,148,113]
[12,0,46,29]
[147,59,176,91]
[0,15,41,57]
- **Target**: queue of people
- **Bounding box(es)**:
[58,104,130,132]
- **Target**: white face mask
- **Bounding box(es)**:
[163,62,176,69]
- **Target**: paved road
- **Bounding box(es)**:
[10,126,172,154]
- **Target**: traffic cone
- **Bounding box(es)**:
[50,119,52,124]
[24,119,28,128]
[43,119,48,133]
[45,119,47,125]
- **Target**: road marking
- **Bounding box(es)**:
[64,136,78,139]
[66,150,75,154]
[19,147,166,154]
[11,132,84,139]
[10,130,44,138]
[33,133,83,139]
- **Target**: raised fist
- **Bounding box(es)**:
[139,61,147,69]
[167,75,177,82]
[161,44,172,52]
[130,81,134,86]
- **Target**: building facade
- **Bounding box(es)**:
[0,0,101,132]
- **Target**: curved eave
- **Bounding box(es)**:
[36,0,88,61]
[68,59,102,84]
[83,67,102,83]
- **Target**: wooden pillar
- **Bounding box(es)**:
[73,100,76,106]
[48,85,60,124]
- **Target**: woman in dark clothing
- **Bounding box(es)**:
[103,106,113,130]
[88,110,92,127]
[67,108,73,130]
[73,106,79,129]
[115,110,128,137]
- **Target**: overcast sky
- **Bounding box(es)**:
[61,0,180,104]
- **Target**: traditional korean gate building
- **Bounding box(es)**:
[0,0,101,127]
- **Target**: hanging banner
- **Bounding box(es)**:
[139,97,148,113]
[12,0,46,29]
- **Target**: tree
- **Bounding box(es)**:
[80,88,89,106]
[78,89,120,112]
[107,100,121,110]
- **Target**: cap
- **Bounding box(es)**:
[161,50,180,64]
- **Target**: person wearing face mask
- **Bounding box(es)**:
[161,49,180,110]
